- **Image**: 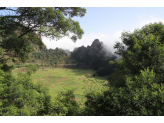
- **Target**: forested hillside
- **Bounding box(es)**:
[28,48,76,65]
[11,29,75,66]
[12,28,119,74]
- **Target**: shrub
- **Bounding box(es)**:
[34,64,40,69]
[83,67,164,116]
[49,90,83,116]
[96,67,109,76]
[0,68,51,116]
[91,72,99,78]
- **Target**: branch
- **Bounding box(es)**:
[18,24,38,38]
[0,7,18,12]
[0,7,6,10]
[19,7,30,17]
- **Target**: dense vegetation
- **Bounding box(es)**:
[1,7,164,116]
[70,40,118,76]
[28,48,72,65]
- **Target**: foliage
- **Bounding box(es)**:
[96,67,109,76]
[0,67,51,116]
[46,90,83,116]
[25,63,38,76]
[71,44,117,76]
[108,22,164,88]
[0,16,41,63]
[0,7,86,116]
[29,48,68,65]
[79,22,164,116]
[82,67,164,116]
[106,58,130,88]
[2,7,164,116]
[0,7,86,63]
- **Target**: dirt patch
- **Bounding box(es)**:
[50,87,54,88]
[64,84,69,86]
[86,83,92,87]
[41,78,51,81]
[56,77,70,82]
[75,82,80,85]
[70,98,81,102]
[44,84,46,86]
[79,78,85,80]
[81,105,85,108]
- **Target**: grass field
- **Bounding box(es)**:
[12,66,110,108]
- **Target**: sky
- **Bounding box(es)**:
[1,5,164,56]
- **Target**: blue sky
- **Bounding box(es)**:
[42,7,164,53]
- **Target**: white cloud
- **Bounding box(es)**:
[42,31,123,54]
[132,16,164,32]
[42,15,164,54]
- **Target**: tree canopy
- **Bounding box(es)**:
[108,21,164,87]
[2,7,164,116]
[0,7,86,64]
[81,22,164,116]
[0,7,87,116]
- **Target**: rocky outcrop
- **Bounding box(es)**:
[71,39,110,65]
[9,28,48,59]
[15,28,47,52]
[89,39,104,57]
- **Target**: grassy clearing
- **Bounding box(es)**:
[12,66,110,108]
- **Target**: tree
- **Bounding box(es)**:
[0,7,6,10]
[0,7,86,64]
[108,22,164,88]
[80,22,164,116]
[0,7,86,116]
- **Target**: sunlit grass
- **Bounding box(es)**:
[12,65,110,108]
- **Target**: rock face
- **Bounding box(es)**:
[15,28,47,52]
[89,39,104,57]
[71,39,111,66]
[33,33,48,51]
[12,29,48,59]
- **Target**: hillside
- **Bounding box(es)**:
[14,26,48,52]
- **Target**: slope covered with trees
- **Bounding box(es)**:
[29,48,72,65]
[0,7,86,116]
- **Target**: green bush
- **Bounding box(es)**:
[82,67,164,116]
[35,64,40,69]
[0,68,51,116]
[106,72,127,88]
[91,72,99,78]
[96,67,109,76]
[48,90,83,116]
